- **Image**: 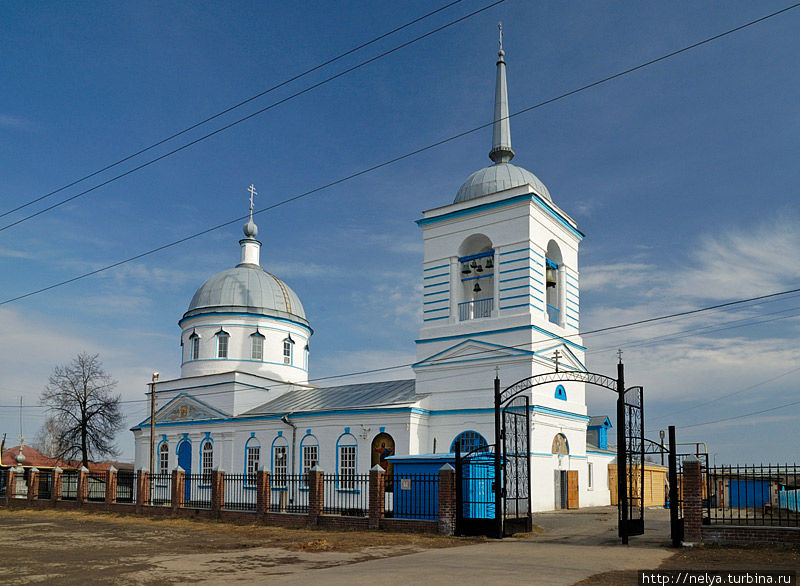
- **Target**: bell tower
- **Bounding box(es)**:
[413,31,585,413]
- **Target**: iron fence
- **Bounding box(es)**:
[0,468,7,498]
[185,473,211,509]
[149,473,172,506]
[323,474,369,516]
[61,471,78,501]
[459,297,493,321]
[87,472,107,502]
[269,474,308,513]
[116,470,136,504]
[384,474,439,520]
[706,464,800,527]
[37,470,53,500]
[224,473,257,511]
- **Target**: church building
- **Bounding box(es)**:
[132,36,615,512]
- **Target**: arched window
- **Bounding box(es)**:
[283,336,294,365]
[552,433,569,455]
[300,432,319,478]
[457,234,495,321]
[304,344,309,370]
[545,240,564,326]
[216,330,229,359]
[450,431,488,454]
[554,384,567,401]
[336,431,358,490]
[245,436,260,477]
[250,331,264,361]
[159,442,169,473]
[201,440,214,478]
[189,332,200,361]
[271,435,289,488]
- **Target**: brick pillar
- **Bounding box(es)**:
[27,467,39,501]
[6,469,16,503]
[171,467,185,511]
[682,456,703,544]
[256,469,271,516]
[369,464,385,529]
[211,469,225,517]
[136,470,150,512]
[307,465,324,525]
[76,466,89,504]
[438,463,456,536]
[106,466,118,505]
[51,467,63,502]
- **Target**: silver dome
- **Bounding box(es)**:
[183,264,307,325]
[455,162,552,204]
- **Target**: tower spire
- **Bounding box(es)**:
[489,22,514,165]
[240,184,261,266]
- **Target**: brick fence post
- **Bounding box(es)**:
[256,468,271,516]
[682,456,703,545]
[369,464,385,529]
[136,470,149,512]
[6,469,16,503]
[307,465,324,525]
[171,467,185,511]
[106,466,118,505]
[76,466,89,504]
[52,467,63,502]
[27,467,39,502]
[211,469,225,517]
[438,463,456,536]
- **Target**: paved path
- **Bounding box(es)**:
[269,507,675,586]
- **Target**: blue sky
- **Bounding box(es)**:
[1,1,799,464]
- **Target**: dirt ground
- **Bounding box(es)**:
[0,509,476,584]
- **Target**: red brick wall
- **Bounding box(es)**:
[702,526,800,546]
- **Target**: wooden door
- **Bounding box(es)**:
[567,470,579,509]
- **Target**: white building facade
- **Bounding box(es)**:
[132,38,614,512]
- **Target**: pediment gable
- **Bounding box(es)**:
[533,343,587,373]
[142,393,230,426]
[415,339,534,368]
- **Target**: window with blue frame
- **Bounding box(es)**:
[555,384,567,401]
[201,440,213,481]
[336,432,358,490]
[189,332,200,360]
[450,431,488,454]
[272,437,288,488]
[216,330,229,359]
[159,442,169,473]
[245,440,261,477]
[250,332,264,361]
[283,336,294,365]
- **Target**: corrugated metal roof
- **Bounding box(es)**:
[586,441,616,456]
[243,379,418,415]
[588,415,611,428]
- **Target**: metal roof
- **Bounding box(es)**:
[244,379,418,415]
[588,415,612,428]
[455,162,552,204]
[183,264,307,324]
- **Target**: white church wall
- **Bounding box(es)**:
[582,453,614,507]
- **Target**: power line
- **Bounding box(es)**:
[0,0,505,233]
[2,2,798,304]
[0,0,468,222]
[678,397,800,430]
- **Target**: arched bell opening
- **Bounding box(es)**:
[458,234,495,321]
[545,240,564,326]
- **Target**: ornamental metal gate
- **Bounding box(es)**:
[455,359,645,542]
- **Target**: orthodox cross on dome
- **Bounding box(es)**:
[247,184,257,217]
[617,348,624,364]
[498,22,503,52]
[553,349,561,373]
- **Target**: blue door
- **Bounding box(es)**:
[730,480,769,508]
[178,440,192,502]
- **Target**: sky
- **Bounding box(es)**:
[1,1,799,464]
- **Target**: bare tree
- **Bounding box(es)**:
[40,353,123,467]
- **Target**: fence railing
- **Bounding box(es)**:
[37,470,53,500]
[224,473,257,511]
[149,473,172,506]
[323,474,369,516]
[0,469,7,498]
[459,297,493,321]
[269,474,308,513]
[61,471,78,501]
[116,470,136,503]
[87,472,107,502]
[706,464,800,527]
[185,474,212,509]
[384,474,439,520]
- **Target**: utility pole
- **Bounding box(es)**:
[148,372,159,477]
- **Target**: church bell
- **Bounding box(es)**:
[473,281,482,293]
[546,267,557,288]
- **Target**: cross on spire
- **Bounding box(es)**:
[247,184,257,215]
[553,349,561,373]
[617,348,623,364]
[498,22,503,52]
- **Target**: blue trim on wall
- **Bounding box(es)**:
[423,307,449,314]
[423,264,449,272]
[415,324,586,351]
[423,298,449,306]
[181,356,309,372]
[423,290,449,297]
[423,273,449,280]
[423,316,449,322]
[179,312,312,335]
[416,193,585,240]
[423,281,449,289]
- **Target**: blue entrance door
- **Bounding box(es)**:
[178,441,192,502]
